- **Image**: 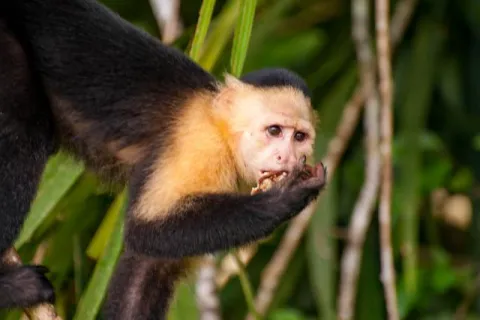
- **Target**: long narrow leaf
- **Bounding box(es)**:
[73,191,126,320]
[397,18,445,300]
[167,281,200,320]
[86,193,124,260]
[230,0,258,76]
[15,151,84,248]
[198,0,240,71]
[189,0,217,62]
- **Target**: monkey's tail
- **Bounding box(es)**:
[103,251,189,320]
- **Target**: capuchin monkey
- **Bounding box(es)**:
[0,0,327,318]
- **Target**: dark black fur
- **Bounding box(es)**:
[104,251,187,320]
[0,0,326,318]
[0,19,57,307]
[240,68,312,98]
[2,0,218,182]
[0,266,55,308]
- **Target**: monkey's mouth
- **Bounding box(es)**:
[252,171,288,194]
[258,171,288,185]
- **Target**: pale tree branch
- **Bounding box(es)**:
[149,0,184,44]
[2,248,62,320]
[196,255,221,320]
[216,246,258,289]
[245,0,418,318]
[376,0,399,318]
[337,0,382,318]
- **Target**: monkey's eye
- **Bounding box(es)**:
[267,125,282,137]
[294,131,306,142]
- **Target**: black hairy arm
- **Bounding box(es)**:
[0,19,57,308]
[126,164,327,258]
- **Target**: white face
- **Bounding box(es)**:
[237,113,315,185]
[219,78,316,186]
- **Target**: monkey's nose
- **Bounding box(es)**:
[276,155,289,164]
[276,155,297,168]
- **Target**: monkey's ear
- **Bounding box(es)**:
[214,73,251,118]
[224,73,246,89]
[214,73,244,111]
[213,79,237,117]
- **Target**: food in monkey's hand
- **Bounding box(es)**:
[251,171,288,195]
[251,162,324,195]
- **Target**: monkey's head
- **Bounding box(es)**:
[214,68,317,187]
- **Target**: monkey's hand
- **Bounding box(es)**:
[0,266,55,308]
[268,160,327,221]
[280,161,327,191]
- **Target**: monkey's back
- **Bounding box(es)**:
[1,0,219,183]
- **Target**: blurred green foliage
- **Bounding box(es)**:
[2,0,480,319]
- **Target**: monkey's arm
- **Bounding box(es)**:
[125,165,326,258]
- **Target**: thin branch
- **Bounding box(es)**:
[2,248,62,320]
[244,0,418,317]
[376,0,399,318]
[216,246,258,289]
[233,253,262,320]
[337,0,382,317]
[196,255,221,320]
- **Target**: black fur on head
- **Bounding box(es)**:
[240,68,311,98]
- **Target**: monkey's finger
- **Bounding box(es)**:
[299,167,327,190]
[313,162,326,181]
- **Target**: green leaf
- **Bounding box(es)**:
[473,134,480,151]
[233,253,262,319]
[267,308,307,320]
[189,0,217,62]
[86,192,125,260]
[355,227,384,320]
[198,0,240,71]
[167,281,200,320]
[245,0,297,52]
[15,151,84,248]
[430,250,456,293]
[450,167,474,191]
[397,17,445,296]
[73,191,126,320]
[306,177,337,320]
[306,34,353,91]
[230,0,258,77]
[244,30,326,72]
[40,174,104,287]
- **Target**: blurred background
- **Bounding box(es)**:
[2,0,480,319]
